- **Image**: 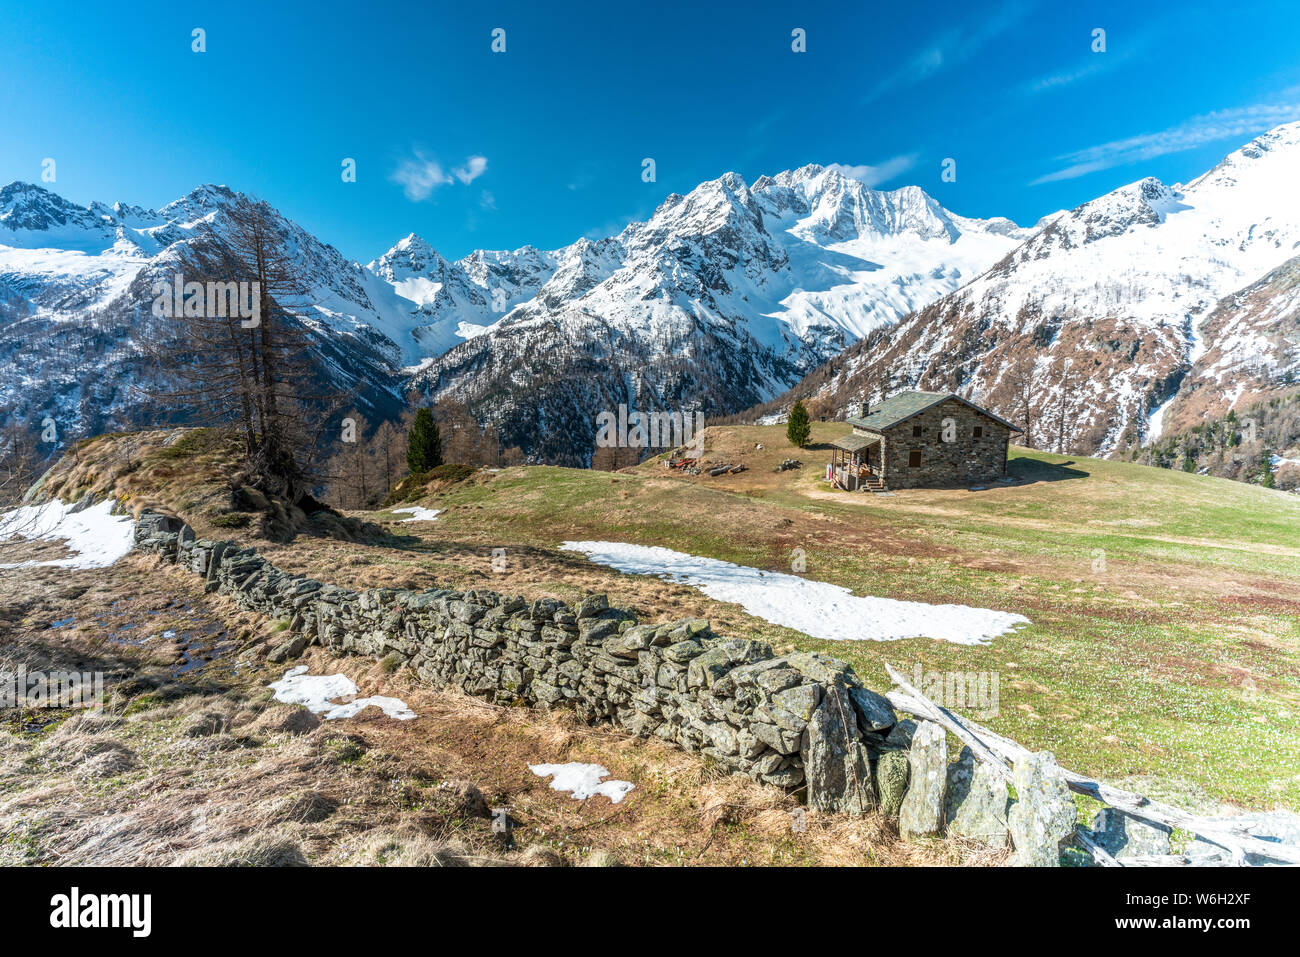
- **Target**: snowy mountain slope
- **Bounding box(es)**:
[401,165,1030,461]
[1163,253,1300,434]
[367,165,1030,373]
[2,169,1023,461]
[12,122,1297,468]
[768,123,1300,456]
[366,234,560,360]
[0,182,407,443]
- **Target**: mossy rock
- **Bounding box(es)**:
[875,750,911,818]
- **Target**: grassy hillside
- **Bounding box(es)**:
[11,422,1298,831]
[271,422,1300,811]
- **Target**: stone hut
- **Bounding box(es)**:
[830,391,1022,491]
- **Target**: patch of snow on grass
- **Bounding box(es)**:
[530,762,634,803]
[391,506,442,522]
[561,541,1028,646]
[0,499,135,570]
[268,666,416,721]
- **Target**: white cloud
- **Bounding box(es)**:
[453,155,488,185]
[1030,99,1300,184]
[391,152,452,201]
[1021,25,1155,96]
[828,154,918,187]
[1025,58,1114,94]
[864,2,1031,103]
[391,152,488,201]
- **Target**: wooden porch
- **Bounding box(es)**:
[829,433,884,491]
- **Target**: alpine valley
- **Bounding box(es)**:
[3,122,1298,466]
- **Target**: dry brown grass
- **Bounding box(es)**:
[0,547,982,868]
[344,824,476,867]
[0,427,1022,867]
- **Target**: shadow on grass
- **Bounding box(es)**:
[1008,456,1090,484]
[372,536,570,571]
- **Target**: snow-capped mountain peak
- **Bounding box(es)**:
[389,164,1034,460]
[10,123,1296,466]
[792,121,1300,460]
[0,181,119,249]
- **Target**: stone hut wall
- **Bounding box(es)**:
[132,511,909,816]
[874,398,1012,489]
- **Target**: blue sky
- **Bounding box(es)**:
[2,0,1299,263]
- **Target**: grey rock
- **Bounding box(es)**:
[686,646,736,688]
[267,632,308,664]
[784,651,856,686]
[802,684,876,816]
[754,666,802,694]
[574,594,609,618]
[899,720,947,841]
[875,750,910,818]
[663,639,706,664]
[944,746,1010,847]
[884,718,917,750]
[1007,751,1077,866]
[770,684,821,727]
[1087,808,1171,860]
[848,686,896,732]
[749,721,803,755]
[578,616,621,643]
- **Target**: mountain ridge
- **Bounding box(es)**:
[4,122,1299,465]
[745,122,1300,462]
[1,165,1027,462]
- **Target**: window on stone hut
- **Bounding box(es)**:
[908,450,921,468]
[974,426,983,438]
[912,425,922,437]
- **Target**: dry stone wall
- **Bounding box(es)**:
[132,511,906,815]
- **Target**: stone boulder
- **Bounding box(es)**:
[849,686,896,733]
[1007,751,1077,866]
[944,746,1010,847]
[899,720,947,841]
[875,750,910,818]
[802,684,876,816]
[1087,807,1171,860]
[267,632,309,664]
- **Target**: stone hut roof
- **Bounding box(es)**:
[846,391,1023,433]
[831,433,878,452]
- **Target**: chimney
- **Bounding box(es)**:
[859,399,869,418]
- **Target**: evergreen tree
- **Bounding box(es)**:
[787,399,811,448]
[1260,450,1276,489]
[407,407,443,472]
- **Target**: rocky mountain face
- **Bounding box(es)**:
[0,182,408,447]
[402,166,1029,462]
[1,167,1026,464]
[6,123,1298,467]
[1162,253,1300,436]
[762,123,1300,459]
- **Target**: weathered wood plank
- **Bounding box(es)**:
[885,667,1300,866]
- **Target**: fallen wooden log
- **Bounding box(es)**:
[1071,827,1122,867]
[708,464,733,477]
[885,664,1008,775]
[1109,853,1199,867]
[884,663,1299,866]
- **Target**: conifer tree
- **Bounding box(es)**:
[407,407,443,472]
[787,399,811,448]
